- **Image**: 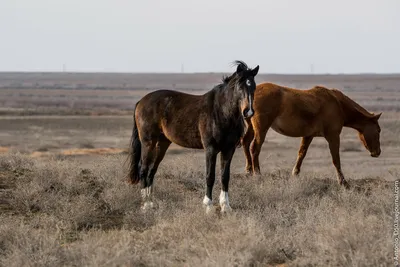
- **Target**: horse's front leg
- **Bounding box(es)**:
[325,133,349,188]
[220,147,235,213]
[203,147,218,213]
[242,124,254,174]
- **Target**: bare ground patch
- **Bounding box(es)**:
[0,147,9,154]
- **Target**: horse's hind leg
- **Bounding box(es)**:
[146,137,171,192]
[141,136,171,210]
[242,123,254,174]
[139,139,157,210]
[292,136,313,176]
[203,147,218,213]
[325,134,349,188]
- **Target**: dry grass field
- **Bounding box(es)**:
[0,73,399,266]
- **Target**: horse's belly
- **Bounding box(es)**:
[271,117,321,137]
[162,126,204,149]
[171,137,203,149]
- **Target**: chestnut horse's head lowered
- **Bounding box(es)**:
[331,88,383,158]
[358,112,382,157]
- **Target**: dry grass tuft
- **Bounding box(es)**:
[0,154,393,266]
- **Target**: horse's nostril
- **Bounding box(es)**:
[243,108,249,117]
[371,150,381,157]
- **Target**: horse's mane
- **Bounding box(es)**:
[221,74,235,84]
[211,61,247,129]
[330,89,374,119]
[221,60,249,85]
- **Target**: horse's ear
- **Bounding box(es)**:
[251,65,259,76]
[373,112,382,120]
[236,64,246,74]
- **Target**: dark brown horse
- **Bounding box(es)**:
[242,82,382,187]
[128,61,259,212]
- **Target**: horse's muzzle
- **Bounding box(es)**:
[370,149,381,157]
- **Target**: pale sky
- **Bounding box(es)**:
[1,0,399,73]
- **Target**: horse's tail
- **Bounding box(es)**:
[127,102,141,184]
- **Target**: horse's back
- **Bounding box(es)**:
[135,89,205,148]
[254,82,322,119]
[136,89,204,119]
[253,83,344,137]
[138,89,202,108]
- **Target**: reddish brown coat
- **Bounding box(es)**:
[242,82,382,187]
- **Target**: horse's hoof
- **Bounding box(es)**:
[126,179,134,185]
[340,180,350,189]
[203,196,213,214]
[141,201,155,212]
[291,168,300,176]
[220,204,232,213]
[244,171,253,178]
[245,168,253,174]
[205,205,213,214]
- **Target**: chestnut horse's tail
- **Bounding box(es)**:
[127,102,141,184]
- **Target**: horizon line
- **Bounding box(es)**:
[0,71,400,76]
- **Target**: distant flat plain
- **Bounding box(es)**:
[0,72,398,266]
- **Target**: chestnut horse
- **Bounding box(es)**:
[242,82,382,187]
[127,61,259,212]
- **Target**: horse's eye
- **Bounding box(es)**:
[246,80,251,86]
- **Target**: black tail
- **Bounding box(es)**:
[127,103,141,184]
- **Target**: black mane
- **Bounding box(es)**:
[222,73,234,84]
[221,60,249,85]
[232,60,249,70]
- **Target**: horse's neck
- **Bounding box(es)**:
[337,93,371,131]
[213,89,241,123]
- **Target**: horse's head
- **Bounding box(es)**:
[232,61,259,119]
[358,112,382,157]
